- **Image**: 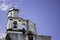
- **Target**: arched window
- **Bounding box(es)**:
[22,28,26,34]
[13,25,17,28]
[22,24,26,34]
[22,25,26,30]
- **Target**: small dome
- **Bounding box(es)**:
[8,7,19,12]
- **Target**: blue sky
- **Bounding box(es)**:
[0,0,60,40]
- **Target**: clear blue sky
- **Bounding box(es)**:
[0,0,60,40]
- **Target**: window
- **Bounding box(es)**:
[22,25,26,30]
[19,20,21,22]
[22,28,26,34]
[10,19,12,21]
[13,25,17,28]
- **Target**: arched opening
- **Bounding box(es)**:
[21,24,26,34]
[13,25,17,28]
[22,25,26,30]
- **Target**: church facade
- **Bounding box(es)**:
[0,7,51,40]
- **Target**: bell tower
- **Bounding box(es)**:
[6,7,37,40]
[8,7,19,17]
[7,7,22,30]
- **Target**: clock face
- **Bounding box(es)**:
[13,21,17,25]
[13,21,17,28]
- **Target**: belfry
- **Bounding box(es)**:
[0,7,51,40]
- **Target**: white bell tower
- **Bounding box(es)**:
[8,7,19,17]
[6,7,37,40]
[7,7,22,30]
